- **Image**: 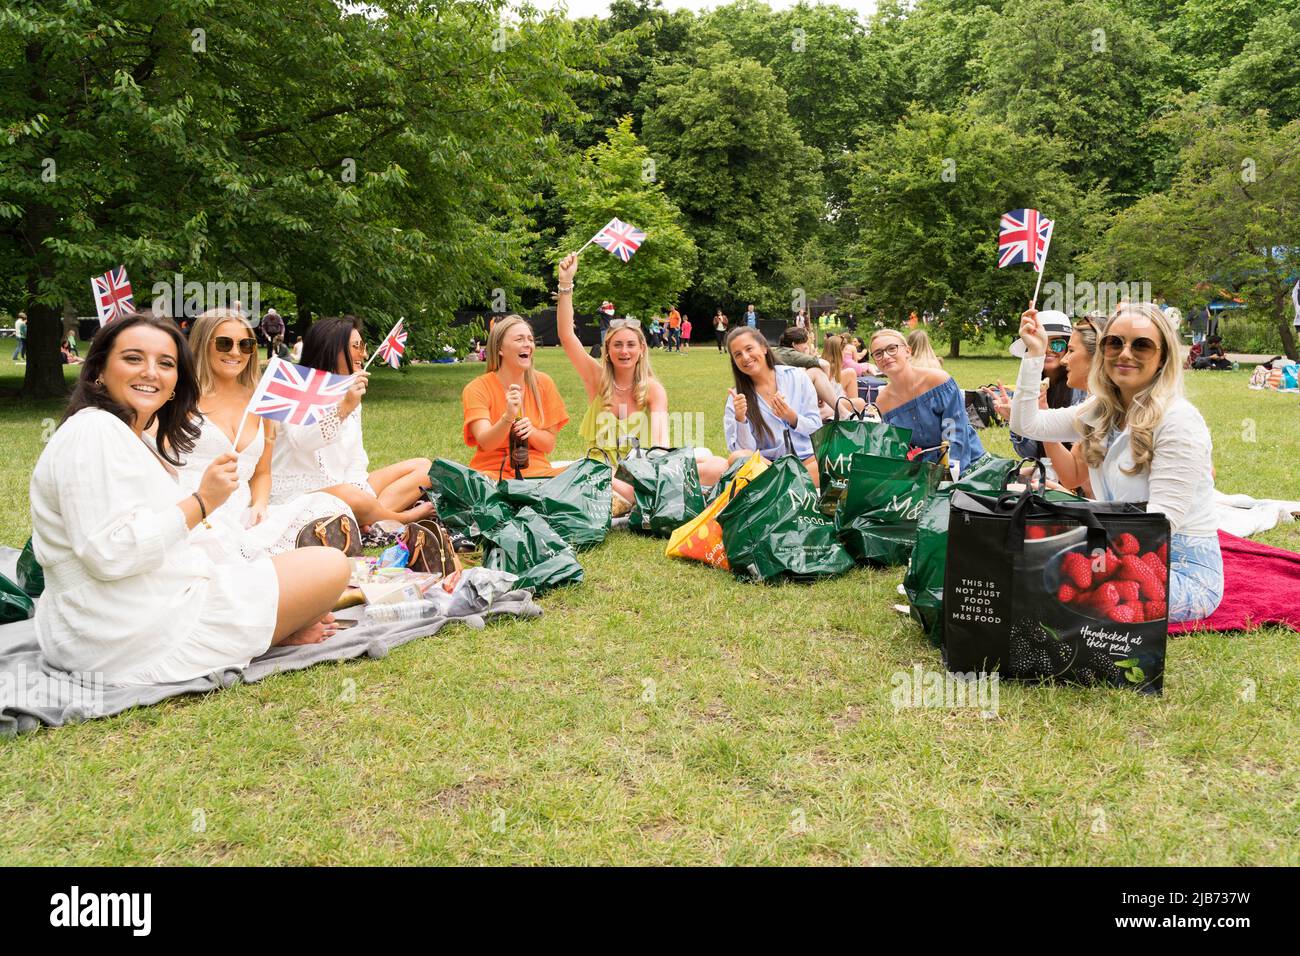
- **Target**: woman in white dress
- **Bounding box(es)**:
[178,309,354,557]
[29,313,349,686]
[270,317,433,528]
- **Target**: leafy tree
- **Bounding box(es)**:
[970,0,1180,203]
[555,116,697,320]
[850,106,1101,356]
[0,0,588,397]
[1208,7,1300,125]
[639,42,822,318]
[1084,102,1300,359]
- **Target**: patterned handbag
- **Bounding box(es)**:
[403,518,459,577]
[295,514,364,556]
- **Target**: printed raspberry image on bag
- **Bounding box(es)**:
[942,488,1170,694]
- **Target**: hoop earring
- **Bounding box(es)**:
[168,391,176,401]
[95,378,103,387]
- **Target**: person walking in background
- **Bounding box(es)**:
[745,304,758,328]
[261,307,284,360]
[713,308,729,352]
[665,305,681,353]
[12,312,27,362]
[680,314,692,353]
[65,328,79,358]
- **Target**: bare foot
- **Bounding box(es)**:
[395,501,436,524]
[281,612,337,646]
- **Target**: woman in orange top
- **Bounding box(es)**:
[462,314,569,478]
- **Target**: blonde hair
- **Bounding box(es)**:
[190,308,260,396]
[598,322,655,413]
[1079,302,1183,475]
[822,333,845,372]
[869,328,910,361]
[906,328,942,369]
[487,314,542,410]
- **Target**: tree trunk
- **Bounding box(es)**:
[20,203,68,400]
[947,329,961,359]
[1275,299,1297,361]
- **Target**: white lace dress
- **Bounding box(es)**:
[178,413,355,559]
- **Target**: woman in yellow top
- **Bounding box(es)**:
[555,253,726,506]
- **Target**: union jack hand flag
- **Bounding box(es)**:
[998,209,1054,272]
[91,266,134,324]
[591,218,646,263]
[249,358,353,427]
[375,320,407,369]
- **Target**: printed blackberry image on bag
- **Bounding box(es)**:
[942,488,1170,694]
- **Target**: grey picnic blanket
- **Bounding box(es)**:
[0,563,542,737]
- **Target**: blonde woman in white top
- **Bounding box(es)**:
[179,309,354,557]
[1011,302,1222,622]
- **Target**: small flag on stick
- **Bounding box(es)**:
[91,266,135,325]
[246,358,353,428]
[368,319,407,371]
[998,208,1055,308]
[577,218,647,262]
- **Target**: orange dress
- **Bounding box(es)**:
[461,372,569,478]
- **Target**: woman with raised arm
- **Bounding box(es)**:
[556,254,727,504]
[870,328,986,473]
[722,326,822,485]
[1010,302,1221,622]
[29,312,350,686]
[270,317,434,529]
[179,308,355,557]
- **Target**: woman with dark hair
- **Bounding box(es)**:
[28,312,350,686]
[722,326,821,484]
[270,316,433,528]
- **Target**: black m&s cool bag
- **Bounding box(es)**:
[943,488,1171,694]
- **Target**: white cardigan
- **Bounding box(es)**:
[1009,354,1217,537]
[268,405,369,504]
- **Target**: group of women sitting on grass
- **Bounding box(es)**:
[28,256,1222,688]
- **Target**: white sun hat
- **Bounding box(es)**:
[1010,310,1073,357]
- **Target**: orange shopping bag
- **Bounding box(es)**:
[664,452,768,570]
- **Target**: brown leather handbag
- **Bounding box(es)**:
[404,518,459,577]
[296,514,364,557]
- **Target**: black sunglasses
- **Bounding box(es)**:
[1101,335,1161,359]
[215,336,257,355]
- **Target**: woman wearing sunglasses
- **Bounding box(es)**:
[272,317,435,528]
[870,329,986,473]
[1011,302,1221,622]
[556,254,727,505]
[177,309,355,557]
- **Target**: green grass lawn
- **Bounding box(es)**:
[1,348,1297,865]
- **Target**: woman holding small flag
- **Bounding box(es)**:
[28,312,351,686]
[269,317,434,529]
[178,308,356,558]
[554,253,728,506]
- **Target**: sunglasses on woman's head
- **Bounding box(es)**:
[1101,335,1161,359]
[215,336,256,354]
[1048,337,1069,353]
[609,318,641,331]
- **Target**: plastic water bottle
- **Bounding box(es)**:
[362,599,441,624]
